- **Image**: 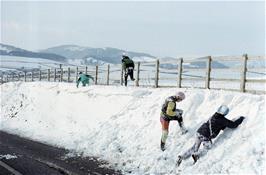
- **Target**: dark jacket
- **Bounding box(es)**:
[122,56,135,70]
[197,113,244,139]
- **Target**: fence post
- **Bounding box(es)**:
[39,70,42,81]
[155,59,159,88]
[85,66,88,74]
[121,64,124,85]
[95,65,98,85]
[76,67,79,82]
[68,67,70,82]
[18,72,23,81]
[1,74,3,84]
[205,56,212,89]
[54,68,56,82]
[24,72,27,82]
[135,62,140,87]
[106,64,110,85]
[60,68,63,82]
[47,69,50,81]
[20,73,23,81]
[31,71,34,81]
[177,58,183,88]
[59,64,62,82]
[240,54,248,92]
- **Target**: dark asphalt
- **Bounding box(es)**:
[0,131,121,175]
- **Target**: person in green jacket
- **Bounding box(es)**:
[76,72,94,88]
[121,53,135,86]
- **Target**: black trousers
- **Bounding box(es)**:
[124,68,134,86]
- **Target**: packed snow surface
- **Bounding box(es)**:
[0,82,265,174]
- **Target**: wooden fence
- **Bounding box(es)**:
[1,54,265,94]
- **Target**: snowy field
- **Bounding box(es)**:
[0,55,67,71]
[1,82,265,174]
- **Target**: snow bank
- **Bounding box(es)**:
[0,82,265,174]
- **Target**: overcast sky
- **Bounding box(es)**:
[1,1,265,57]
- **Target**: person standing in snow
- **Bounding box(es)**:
[176,105,245,166]
[160,91,188,151]
[76,72,94,88]
[121,53,135,86]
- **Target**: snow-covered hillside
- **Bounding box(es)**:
[0,82,265,174]
[0,55,68,73]
[65,57,113,67]
[0,44,12,53]
[0,43,67,62]
[41,45,156,64]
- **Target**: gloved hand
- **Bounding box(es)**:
[239,116,245,120]
[175,109,183,117]
[239,116,245,123]
[237,116,245,125]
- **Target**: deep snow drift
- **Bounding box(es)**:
[1,82,265,174]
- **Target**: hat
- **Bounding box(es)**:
[217,105,229,116]
[175,91,185,101]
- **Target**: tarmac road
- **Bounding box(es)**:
[0,131,121,175]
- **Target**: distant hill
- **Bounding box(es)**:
[1,43,230,69]
[0,43,67,62]
[41,45,156,64]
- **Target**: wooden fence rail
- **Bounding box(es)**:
[1,54,265,94]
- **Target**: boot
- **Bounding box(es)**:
[179,121,188,135]
[176,156,183,167]
[180,125,188,135]
[160,140,165,151]
[181,127,188,135]
[192,154,199,164]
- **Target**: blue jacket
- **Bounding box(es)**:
[77,74,94,87]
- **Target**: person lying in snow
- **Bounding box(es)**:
[76,72,94,88]
[176,105,245,166]
[160,91,188,151]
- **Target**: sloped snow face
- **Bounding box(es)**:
[0,82,265,174]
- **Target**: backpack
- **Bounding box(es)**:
[122,57,134,68]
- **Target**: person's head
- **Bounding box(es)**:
[122,52,129,59]
[79,72,83,75]
[217,105,229,116]
[174,91,185,102]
